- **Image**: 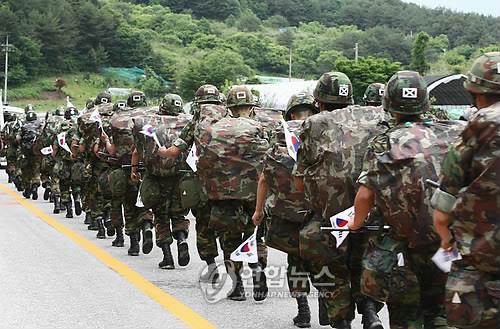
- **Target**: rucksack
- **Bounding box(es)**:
[197,117,269,201]
[20,121,42,156]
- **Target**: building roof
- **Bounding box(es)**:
[424,74,473,106]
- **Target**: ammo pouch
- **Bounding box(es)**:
[266,216,301,256]
[298,214,342,265]
[179,173,206,210]
[445,266,500,328]
[363,234,403,274]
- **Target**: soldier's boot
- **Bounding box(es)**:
[43,187,51,201]
[142,222,153,255]
[360,300,383,329]
[104,218,115,237]
[199,259,219,283]
[53,196,61,214]
[22,188,31,199]
[112,227,125,247]
[293,296,311,328]
[14,176,23,191]
[7,174,12,183]
[227,276,246,301]
[250,263,268,302]
[65,202,73,219]
[176,231,190,266]
[318,297,329,326]
[96,217,106,239]
[30,185,38,200]
[158,243,175,269]
[84,212,91,225]
[73,192,82,216]
[87,217,99,231]
[332,320,352,329]
[128,232,140,256]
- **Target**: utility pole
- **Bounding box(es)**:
[288,47,292,82]
[1,34,13,129]
[354,43,359,63]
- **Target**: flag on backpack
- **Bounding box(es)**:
[281,120,301,161]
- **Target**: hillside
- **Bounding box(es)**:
[1,0,499,109]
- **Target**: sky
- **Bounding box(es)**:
[402,0,500,17]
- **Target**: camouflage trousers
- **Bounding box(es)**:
[209,199,268,274]
[40,156,54,189]
[362,238,447,329]
[53,159,81,204]
[139,172,190,247]
[192,201,219,262]
[445,262,499,329]
[84,161,111,220]
[6,148,17,180]
[19,154,40,191]
[108,167,152,235]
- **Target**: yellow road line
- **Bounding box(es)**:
[0,183,217,329]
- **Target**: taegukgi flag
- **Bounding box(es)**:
[230,229,258,263]
[281,120,301,162]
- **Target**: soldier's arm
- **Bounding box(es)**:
[351,148,377,230]
[172,119,195,152]
[252,173,268,226]
[292,120,311,191]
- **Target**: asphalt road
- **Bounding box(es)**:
[0,172,389,329]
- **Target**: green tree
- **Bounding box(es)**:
[235,9,262,32]
[335,56,401,100]
[177,49,253,99]
[411,32,431,75]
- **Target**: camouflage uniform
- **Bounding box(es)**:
[172,85,225,268]
[358,71,464,329]
[39,109,64,201]
[432,52,500,329]
[197,86,270,302]
[1,114,21,184]
[18,111,42,199]
[293,72,385,328]
[133,94,191,268]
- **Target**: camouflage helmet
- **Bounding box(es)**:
[94,92,112,105]
[313,72,354,105]
[113,100,128,112]
[363,83,385,105]
[226,85,257,108]
[464,52,500,95]
[159,93,183,115]
[85,98,95,110]
[24,104,35,114]
[127,90,147,108]
[25,111,37,122]
[54,107,65,116]
[383,71,429,115]
[65,106,79,119]
[285,92,316,121]
[194,84,221,104]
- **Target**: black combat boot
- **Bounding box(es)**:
[103,210,115,236]
[142,222,153,255]
[175,231,190,266]
[96,217,106,239]
[14,176,23,191]
[87,217,99,231]
[251,263,268,302]
[112,227,125,247]
[319,297,329,326]
[158,243,175,269]
[332,320,352,329]
[360,299,383,329]
[227,276,246,301]
[65,202,73,219]
[73,192,82,216]
[84,212,91,225]
[199,259,219,283]
[43,187,51,201]
[22,189,31,199]
[31,185,38,200]
[53,196,61,214]
[293,296,311,328]
[128,232,140,256]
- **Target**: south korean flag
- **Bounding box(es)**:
[339,84,349,97]
[402,88,418,99]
